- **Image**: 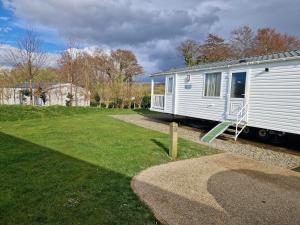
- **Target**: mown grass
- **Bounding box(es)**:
[0,105,220,225]
[0,105,153,122]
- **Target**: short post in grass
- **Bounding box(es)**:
[169,122,178,159]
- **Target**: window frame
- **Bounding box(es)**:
[203,72,222,98]
[230,72,247,99]
[166,76,174,94]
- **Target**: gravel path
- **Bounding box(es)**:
[112,114,300,169]
[132,153,300,225]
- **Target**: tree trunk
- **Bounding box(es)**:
[29,78,33,106]
[70,82,73,106]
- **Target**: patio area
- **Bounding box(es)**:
[132,153,300,225]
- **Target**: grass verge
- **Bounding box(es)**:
[0,106,220,225]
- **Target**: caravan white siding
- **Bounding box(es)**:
[151,54,300,136]
[46,84,89,107]
[0,84,90,107]
[248,60,300,134]
[0,88,22,105]
[176,71,228,121]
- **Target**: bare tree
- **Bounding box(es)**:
[92,50,114,107]
[177,40,201,66]
[178,36,233,65]
[111,49,143,83]
[253,28,300,55]
[57,46,144,108]
[0,67,6,104]
[75,52,93,105]
[58,38,81,106]
[110,49,143,108]
[7,28,47,105]
[131,83,149,108]
[200,34,233,62]
[231,26,255,57]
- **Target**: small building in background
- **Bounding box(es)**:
[0,83,90,107]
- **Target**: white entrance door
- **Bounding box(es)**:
[164,75,175,114]
[227,72,247,120]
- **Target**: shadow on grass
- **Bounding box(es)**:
[132,108,154,115]
[2,131,299,225]
[151,139,169,154]
[0,132,160,225]
[133,108,165,117]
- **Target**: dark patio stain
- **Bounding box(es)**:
[207,169,300,225]
[292,166,300,172]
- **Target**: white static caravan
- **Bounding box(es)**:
[0,83,90,107]
[150,50,300,143]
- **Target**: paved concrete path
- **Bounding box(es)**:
[132,153,300,225]
[112,114,300,169]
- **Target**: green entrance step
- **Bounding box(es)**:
[201,121,234,143]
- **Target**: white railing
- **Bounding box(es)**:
[151,94,165,110]
[235,104,248,140]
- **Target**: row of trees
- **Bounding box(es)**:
[177,26,300,66]
[0,30,149,108]
[2,26,300,106]
[58,42,147,108]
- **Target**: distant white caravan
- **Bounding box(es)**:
[0,83,90,107]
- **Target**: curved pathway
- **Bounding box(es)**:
[132,153,300,225]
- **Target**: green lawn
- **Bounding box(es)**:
[0,106,220,225]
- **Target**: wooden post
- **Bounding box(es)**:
[169,122,178,159]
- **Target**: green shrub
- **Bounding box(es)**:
[66,93,74,107]
[40,92,47,104]
[108,102,115,108]
[20,89,31,97]
[94,94,101,105]
[141,96,151,109]
[90,100,98,107]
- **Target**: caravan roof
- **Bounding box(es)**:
[152,50,300,76]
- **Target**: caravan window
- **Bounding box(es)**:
[204,73,221,97]
[231,72,246,98]
[167,77,174,94]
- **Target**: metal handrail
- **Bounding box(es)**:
[235,104,248,140]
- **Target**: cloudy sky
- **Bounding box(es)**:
[0,0,300,74]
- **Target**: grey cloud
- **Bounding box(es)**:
[4,0,219,45]
[3,0,300,73]
[211,0,300,38]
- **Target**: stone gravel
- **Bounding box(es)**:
[112,114,300,169]
[132,153,300,225]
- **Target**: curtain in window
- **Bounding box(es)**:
[205,73,221,96]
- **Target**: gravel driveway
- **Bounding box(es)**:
[112,114,300,169]
[132,153,300,225]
